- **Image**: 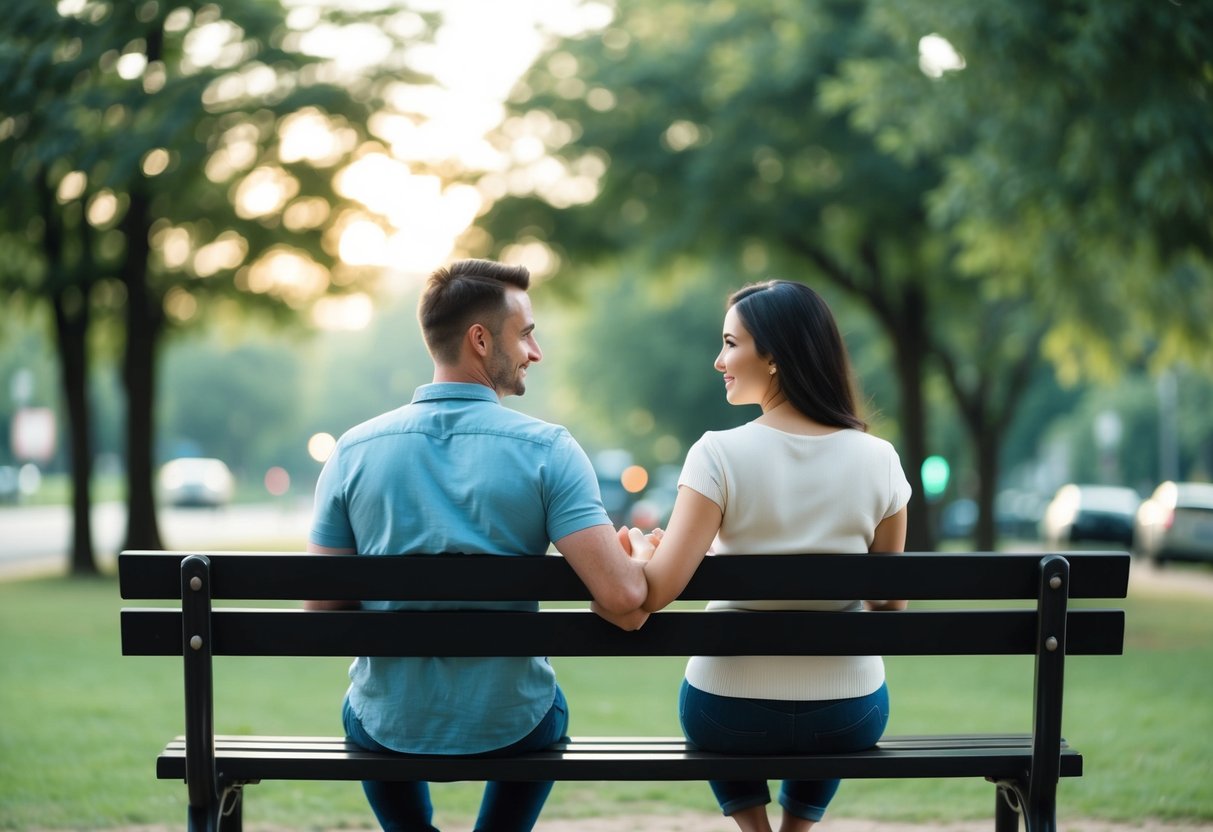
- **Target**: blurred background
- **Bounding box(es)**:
[1,0,1211,575]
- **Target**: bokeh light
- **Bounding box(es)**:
[308,432,337,463]
[620,464,649,494]
[264,466,291,496]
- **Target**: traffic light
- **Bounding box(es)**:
[921,455,950,500]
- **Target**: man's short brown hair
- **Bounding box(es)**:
[418,259,531,365]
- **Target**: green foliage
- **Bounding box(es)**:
[826,0,1213,375]
[0,0,433,323]
[0,0,439,552]
[478,0,1213,547]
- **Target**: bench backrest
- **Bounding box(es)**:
[120,551,1128,659]
[119,550,1128,814]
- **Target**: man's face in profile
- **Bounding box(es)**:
[486,287,542,397]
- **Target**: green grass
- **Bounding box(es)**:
[0,577,1210,829]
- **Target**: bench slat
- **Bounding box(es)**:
[122,607,1125,657]
[165,733,1073,753]
[155,735,1082,783]
[119,551,1130,601]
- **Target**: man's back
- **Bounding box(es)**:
[310,382,611,754]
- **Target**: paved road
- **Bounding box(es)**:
[0,500,313,579]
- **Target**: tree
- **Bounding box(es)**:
[479,0,1213,548]
[0,0,434,563]
[477,0,993,549]
[827,1,1213,377]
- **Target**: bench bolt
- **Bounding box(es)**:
[1044,636,1058,651]
[190,576,202,591]
[1049,575,1062,590]
[190,635,203,650]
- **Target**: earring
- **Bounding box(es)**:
[769,366,776,375]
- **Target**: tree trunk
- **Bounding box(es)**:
[37,172,98,575]
[121,190,164,551]
[971,419,1001,550]
[887,289,934,552]
[937,321,1043,552]
[51,285,97,574]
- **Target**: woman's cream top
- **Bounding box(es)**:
[679,422,912,701]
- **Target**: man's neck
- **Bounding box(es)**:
[432,366,501,399]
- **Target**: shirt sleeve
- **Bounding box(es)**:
[309,444,357,549]
[885,445,912,519]
[678,433,726,511]
[543,430,612,542]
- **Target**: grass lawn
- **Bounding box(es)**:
[0,574,1210,829]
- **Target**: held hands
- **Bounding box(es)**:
[618,525,662,562]
[596,525,663,631]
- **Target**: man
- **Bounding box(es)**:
[306,258,647,832]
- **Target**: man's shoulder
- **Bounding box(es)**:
[484,406,572,448]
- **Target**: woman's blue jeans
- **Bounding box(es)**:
[679,680,889,822]
[343,686,569,832]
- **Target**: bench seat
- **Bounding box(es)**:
[160,733,1081,784]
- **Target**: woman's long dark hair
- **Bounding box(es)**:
[728,280,867,431]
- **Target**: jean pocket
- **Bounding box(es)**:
[684,707,775,753]
[811,703,887,753]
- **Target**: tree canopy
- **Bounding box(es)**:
[0,0,435,562]
[477,0,1213,548]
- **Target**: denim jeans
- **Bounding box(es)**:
[343,686,569,831]
[679,680,890,822]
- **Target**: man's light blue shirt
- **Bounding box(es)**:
[310,382,610,754]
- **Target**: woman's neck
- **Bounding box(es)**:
[755,400,841,436]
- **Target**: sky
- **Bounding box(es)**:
[272,0,613,328]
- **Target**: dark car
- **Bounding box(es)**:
[1040,484,1139,548]
[1134,481,1213,565]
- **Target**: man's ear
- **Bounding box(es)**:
[467,323,490,357]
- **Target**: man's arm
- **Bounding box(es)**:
[303,542,360,610]
[553,524,648,618]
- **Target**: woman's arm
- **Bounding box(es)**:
[632,486,723,612]
[865,506,908,611]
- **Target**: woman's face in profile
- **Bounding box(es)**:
[715,306,773,406]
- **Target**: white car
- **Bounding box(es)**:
[1134,481,1213,565]
[159,457,234,508]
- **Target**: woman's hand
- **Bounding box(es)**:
[627,527,658,562]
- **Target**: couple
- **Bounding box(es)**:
[307,258,911,832]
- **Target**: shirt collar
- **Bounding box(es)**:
[411,382,499,405]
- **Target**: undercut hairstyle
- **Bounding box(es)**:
[728,280,867,432]
[418,259,531,365]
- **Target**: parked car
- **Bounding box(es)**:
[1040,484,1139,548]
[1134,481,1213,565]
[938,498,978,540]
[158,457,234,508]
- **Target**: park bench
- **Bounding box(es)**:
[119,549,1129,832]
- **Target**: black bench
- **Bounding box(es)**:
[119,549,1129,832]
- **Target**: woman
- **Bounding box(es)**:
[621,280,911,832]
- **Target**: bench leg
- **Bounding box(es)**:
[1023,798,1057,832]
[186,785,243,832]
[994,779,1023,832]
[995,778,1058,832]
[218,786,244,832]
[187,804,216,832]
